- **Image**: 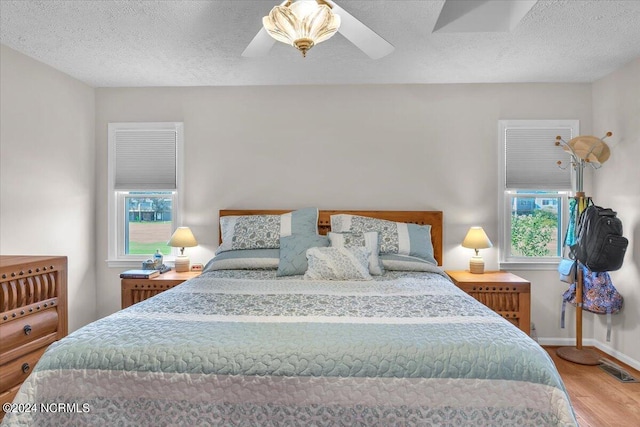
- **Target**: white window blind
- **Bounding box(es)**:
[115,129,177,190]
[503,122,577,190]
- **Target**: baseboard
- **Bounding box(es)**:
[538,337,597,346]
[593,341,640,371]
[539,337,640,371]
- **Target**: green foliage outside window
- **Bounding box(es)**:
[511,210,558,256]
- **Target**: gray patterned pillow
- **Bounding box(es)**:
[217,208,318,254]
[230,215,280,250]
[330,214,436,265]
[304,247,372,281]
[328,231,384,275]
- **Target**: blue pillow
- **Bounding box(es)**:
[380,254,437,271]
[277,234,329,277]
[204,249,280,271]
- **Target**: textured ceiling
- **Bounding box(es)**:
[1,0,639,87]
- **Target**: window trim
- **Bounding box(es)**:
[498,119,578,270]
[107,122,184,267]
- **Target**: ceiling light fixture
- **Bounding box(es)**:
[262,0,341,58]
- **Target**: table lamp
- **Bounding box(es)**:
[168,227,198,272]
[462,226,493,274]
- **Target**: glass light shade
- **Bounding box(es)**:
[263,0,341,57]
[168,227,198,250]
[461,227,493,250]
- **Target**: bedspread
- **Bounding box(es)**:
[3,269,577,426]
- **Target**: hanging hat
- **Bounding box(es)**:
[563,135,610,164]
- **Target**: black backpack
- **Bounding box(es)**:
[571,205,628,272]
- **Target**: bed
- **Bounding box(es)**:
[2,210,577,426]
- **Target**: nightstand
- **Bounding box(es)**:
[121,270,201,309]
[446,270,531,335]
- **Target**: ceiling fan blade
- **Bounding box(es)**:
[326,0,394,59]
[242,27,276,58]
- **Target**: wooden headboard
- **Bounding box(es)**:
[219,210,443,266]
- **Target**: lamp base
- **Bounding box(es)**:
[469,256,485,274]
[174,255,190,273]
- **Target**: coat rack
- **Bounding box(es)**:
[554,132,612,365]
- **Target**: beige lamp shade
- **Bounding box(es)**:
[462,227,493,251]
[461,227,493,274]
[168,227,198,272]
[168,227,198,251]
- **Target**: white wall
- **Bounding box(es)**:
[592,58,640,365]
[94,83,593,345]
[0,45,96,332]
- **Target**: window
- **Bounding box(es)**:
[499,120,578,268]
[108,122,183,266]
[122,192,174,255]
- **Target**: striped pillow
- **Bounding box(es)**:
[328,231,384,275]
[330,214,436,265]
[304,247,372,281]
[217,207,318,253]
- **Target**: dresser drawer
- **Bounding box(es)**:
[0,308,58,354]
[0,347,46,393]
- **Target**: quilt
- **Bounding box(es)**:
[3,268,577,426]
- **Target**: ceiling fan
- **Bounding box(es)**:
[242,0,394,59]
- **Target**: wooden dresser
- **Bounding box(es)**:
[0,256,68,420]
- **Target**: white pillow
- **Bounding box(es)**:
[328,231,384,275]
[304,247,372,281]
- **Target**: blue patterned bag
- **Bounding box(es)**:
[561,263,623,341]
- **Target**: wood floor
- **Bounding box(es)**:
[544,346,640,427]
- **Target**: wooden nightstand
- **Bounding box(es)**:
[121,270,201,309]
[446,270,531,335]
